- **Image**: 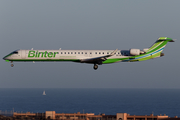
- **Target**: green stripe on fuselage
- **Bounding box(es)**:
[11,59,80,62]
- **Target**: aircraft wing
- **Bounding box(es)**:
[80,49,118,64]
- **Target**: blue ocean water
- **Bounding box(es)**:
[0,88,180,117]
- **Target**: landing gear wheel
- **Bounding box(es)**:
[93,64,98,70]
[11,64,14,67]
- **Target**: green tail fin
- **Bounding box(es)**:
[145,37,174,53]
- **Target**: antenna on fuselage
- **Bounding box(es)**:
[59,48,61,50]
[31,48,33,50]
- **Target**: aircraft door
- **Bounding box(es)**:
[21,50,26,59]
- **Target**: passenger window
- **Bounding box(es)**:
[107,52,109,54]
[85,52,87,54]
[95,52,97,54]
[75,52,76,54]
[82,52,83,54]
[99,52,101,54]
[71,52,73,54]
[68,52,70,54]
[64,52,66,54]
[61,52,63,54]
[78,52,80,54]
[102,52,104,54]
[90,52,92,54]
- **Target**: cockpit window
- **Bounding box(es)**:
[9,50,19,55]
[13,51,18,54]
[10,52,16,54]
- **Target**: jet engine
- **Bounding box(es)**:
[130,49,141,56]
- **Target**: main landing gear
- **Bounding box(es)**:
[11,61,14,67]
[93,64,98,70]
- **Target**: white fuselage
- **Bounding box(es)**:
[8,49,130,61]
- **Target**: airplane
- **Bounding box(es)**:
[3,37,175,70]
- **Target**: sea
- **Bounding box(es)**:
[0,88,180,117]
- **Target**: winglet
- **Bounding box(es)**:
[80,49,118,64]
[110,49,118,56]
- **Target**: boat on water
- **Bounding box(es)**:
[43,90,46,95]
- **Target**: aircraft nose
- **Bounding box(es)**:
[3,56,6,60]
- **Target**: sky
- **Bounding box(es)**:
[0,0,180,88]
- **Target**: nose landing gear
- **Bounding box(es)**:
[93,64,98,70]
[11,61,14,67]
